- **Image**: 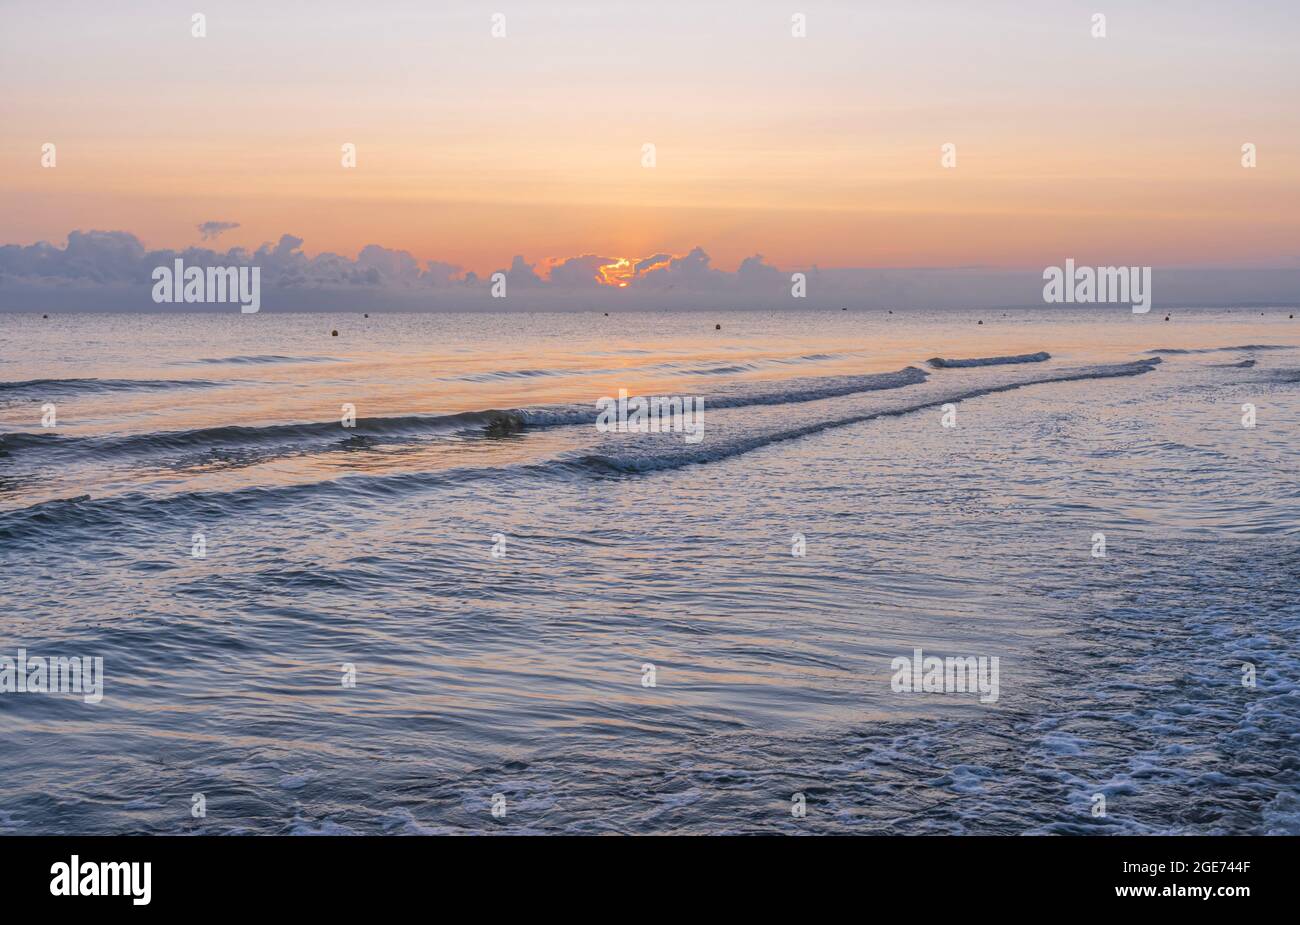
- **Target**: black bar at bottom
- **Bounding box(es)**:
[0,834,1288,911]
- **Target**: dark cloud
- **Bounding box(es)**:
[197,221,240,241]
[633,253,672,275]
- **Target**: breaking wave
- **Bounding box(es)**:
[927,351,1051,368]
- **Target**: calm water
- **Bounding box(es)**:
[1,307,1297,834]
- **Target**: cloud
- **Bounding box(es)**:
[546,254,617,288]
[197,221,241,241]
[634,246,728,290]
[495,255,544,288]
[633,253,672,276]
[736,253,782,284]
[0,230,146,285]
[3,229,1298,312]
[0,233,776,300]
[0,231,469,293]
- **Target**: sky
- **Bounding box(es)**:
[1,0,1298,305]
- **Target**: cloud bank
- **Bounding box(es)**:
[1,230,1297,312]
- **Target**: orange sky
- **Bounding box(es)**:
[2,1,1298,274]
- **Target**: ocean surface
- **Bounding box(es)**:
[1,307,1297,835]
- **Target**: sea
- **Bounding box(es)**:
[1,306,1297,834]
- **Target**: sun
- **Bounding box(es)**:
[597,257,635,288]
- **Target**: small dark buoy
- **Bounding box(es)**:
[364,313,369,318]
[977,320,983,325]
[715,323,721,330]
[604,312,608,316]
[1164,315,1170,321]
[842,307,847,311]
[1290,314,1294,319]
[331,329,339,337]
[42,314,49,319]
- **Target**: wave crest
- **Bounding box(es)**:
[927,351,1051,369]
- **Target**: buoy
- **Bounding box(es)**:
[364,313,369,318]
[715,324,721,330]
[331,329,339,337]
[977,320,983,325]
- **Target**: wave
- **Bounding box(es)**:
[0,366,930,460]
[443,352,847,383]
[581,358,1161,474]
[0,358,1161,540]
[1148,344,1292,355]
[0,460,555,542]
[0,408,528,458]
[0,377,225,396]
[927,351,1051,369]
[512,366,927,426]
[178,355,342,365]
[1209,359,1257,368]
[450,368,564,383]
[678,364,757,376]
